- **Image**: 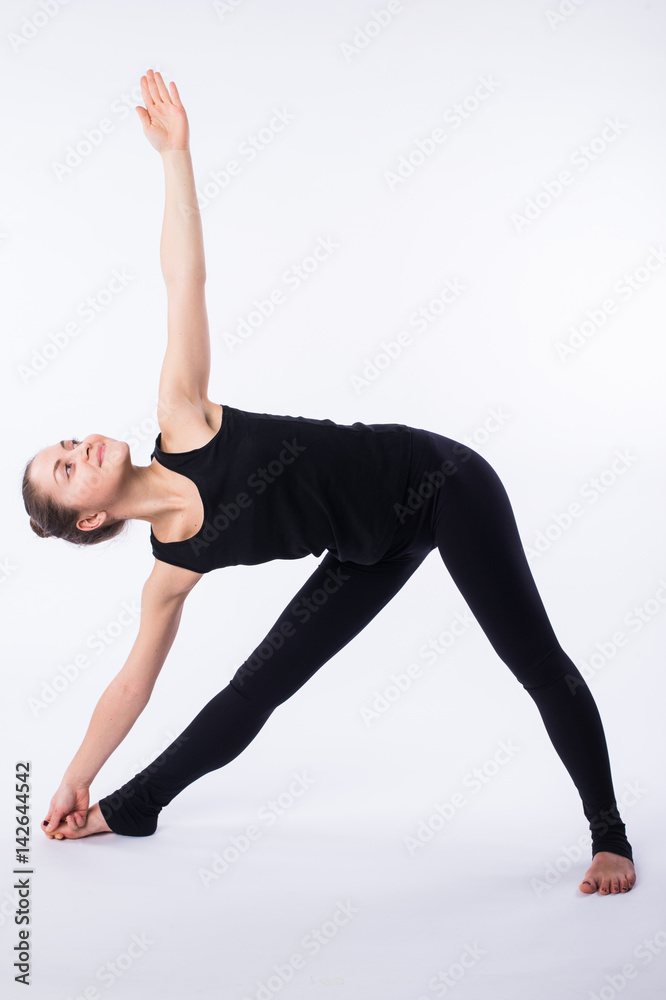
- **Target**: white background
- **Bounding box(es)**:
[2,1,665,997]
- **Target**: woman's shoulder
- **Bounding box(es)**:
[155,397,224,454]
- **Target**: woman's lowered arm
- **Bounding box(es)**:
[42,574,191,835]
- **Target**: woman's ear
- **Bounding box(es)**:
[76,511,108,532]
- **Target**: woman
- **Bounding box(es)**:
[24,71,635,895]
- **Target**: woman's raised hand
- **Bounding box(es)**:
[136,69,189,153]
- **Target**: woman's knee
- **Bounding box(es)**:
[508,642,580,691]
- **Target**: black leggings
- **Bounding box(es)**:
[98,428,633,862]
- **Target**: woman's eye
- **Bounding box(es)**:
[66,439,80,478]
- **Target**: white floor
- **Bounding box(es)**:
[14,780,661,1000]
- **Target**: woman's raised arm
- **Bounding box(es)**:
[136,69,211,410]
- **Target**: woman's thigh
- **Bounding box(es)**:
[230,543,431,710]
[419,429,562,679]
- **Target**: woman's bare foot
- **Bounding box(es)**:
[579,852,636,894]
[43,803,113,840]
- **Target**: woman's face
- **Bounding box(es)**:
[29,435,131,530]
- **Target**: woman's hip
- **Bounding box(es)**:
[380,426,498,561]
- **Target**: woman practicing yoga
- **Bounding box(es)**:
[25,71,636,895]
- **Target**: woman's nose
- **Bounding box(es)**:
[74,439,91,461]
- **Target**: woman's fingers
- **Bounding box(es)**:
[143,68,176,111]
[151,69,172,104]
[139,73,154,110]
[169,80,183,109]
[140,70,182,115]
[144,68,160,105]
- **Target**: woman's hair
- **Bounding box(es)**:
[22,454,127,547]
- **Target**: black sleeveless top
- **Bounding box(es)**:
[149,403,412,574]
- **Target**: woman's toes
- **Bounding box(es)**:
[48,823,81,840]
[47,804,113,839]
